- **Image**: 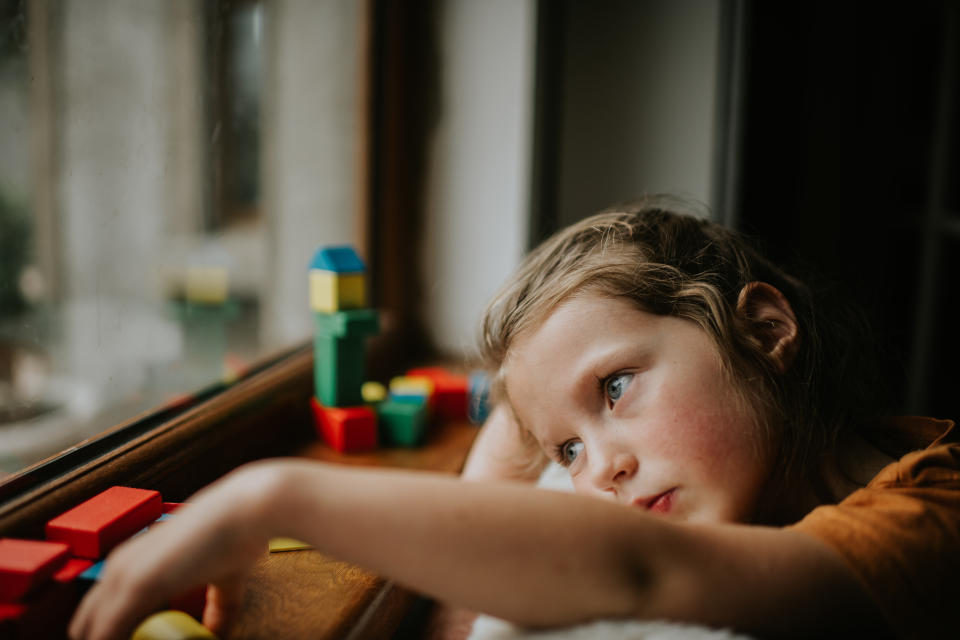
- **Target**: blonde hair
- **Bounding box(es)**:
[481,195,880,485]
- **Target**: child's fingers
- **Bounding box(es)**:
[69,577,162,640]
[203,577,248,635]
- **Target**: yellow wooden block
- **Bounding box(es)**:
[389,376,434,395]
[131,610,217,640]
[185,266,228,305]
[309,271,366,313]
[361,381,387,404]
[268,537,313,552]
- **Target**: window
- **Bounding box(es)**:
[0,0,366,476]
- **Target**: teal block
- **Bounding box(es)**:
[314,334,366,407]
[377,398,428,447]
[313,309,379,338]
[309,246,366,273]
[390,390,429,404]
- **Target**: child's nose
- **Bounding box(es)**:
[590,448,639,495]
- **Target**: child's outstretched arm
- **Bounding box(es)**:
[70,459,884,640]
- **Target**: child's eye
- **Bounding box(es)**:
[603,373,634,406]
[557,440,584,466]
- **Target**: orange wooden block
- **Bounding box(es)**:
[45,487,163,559]
[310,398,378,452]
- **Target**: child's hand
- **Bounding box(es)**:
[68,463,281,640]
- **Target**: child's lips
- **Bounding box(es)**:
[633,488,676,514]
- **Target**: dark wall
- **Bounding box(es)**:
[737,2,958,420]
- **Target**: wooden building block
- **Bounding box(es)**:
[45,486,163,559]
[361,381,387,404]
[269,538,313,552]
[185,266,229,306]
[0,556,80,639]
[0,538,70,602]
[53,558,94,584]
[309,271,367,313]
[377,399,428,447]
[309,246,366,274]
[313,308,379,338]
[310,399,378,452]
[389,376,434,395]
[79,560,104,582]
[313,335,366,407]
[389,375,434,414]
[468,370,491,425]
[406,368,469,421]
[131,610,218,640]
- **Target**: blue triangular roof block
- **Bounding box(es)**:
[309,246,366,273]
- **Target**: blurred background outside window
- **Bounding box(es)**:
[0,0,364,474]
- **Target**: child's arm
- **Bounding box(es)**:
[461,403,547,482]
[70,459,884,640]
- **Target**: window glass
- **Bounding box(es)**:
[0,0,362,477]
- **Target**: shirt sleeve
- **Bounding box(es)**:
[789,444,960,639]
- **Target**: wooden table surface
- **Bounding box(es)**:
[229,420,479,640]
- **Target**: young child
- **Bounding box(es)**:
[70,196,958,639]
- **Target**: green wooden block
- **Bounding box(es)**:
[314,334,366,407]
[312,309,379,407]
[377,399,428,447]
[313,309,379,339]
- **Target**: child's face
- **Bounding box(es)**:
[503,291,772,523]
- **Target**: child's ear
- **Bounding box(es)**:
[736,282,799,373]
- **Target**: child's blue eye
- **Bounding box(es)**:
[604,373,634,405]
[559,440,584,466]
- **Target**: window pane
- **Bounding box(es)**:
[0,0,362,477]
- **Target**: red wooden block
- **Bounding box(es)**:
[45,486,163,559]
[163,502,183,514]
[0,538,70,602]
[310,398,378,452]
[0,601,26,638]
[406,368,468,421]
[53,558,94,584]
[0,569,77,639]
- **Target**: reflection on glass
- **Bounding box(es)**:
[0,0,360,477]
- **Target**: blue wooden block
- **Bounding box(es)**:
[309,246,365,274]
[468,370,491,425]
[79,560,104,582]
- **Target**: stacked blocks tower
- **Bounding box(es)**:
[309,246,379,452]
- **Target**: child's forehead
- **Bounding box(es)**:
[512,291,656,345]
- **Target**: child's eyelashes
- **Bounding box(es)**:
[602,372,635,408]
[556,440,584,466]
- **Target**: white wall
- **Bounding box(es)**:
[261,0,361,347]
[557,0,721,226]
[422,0,537,359]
